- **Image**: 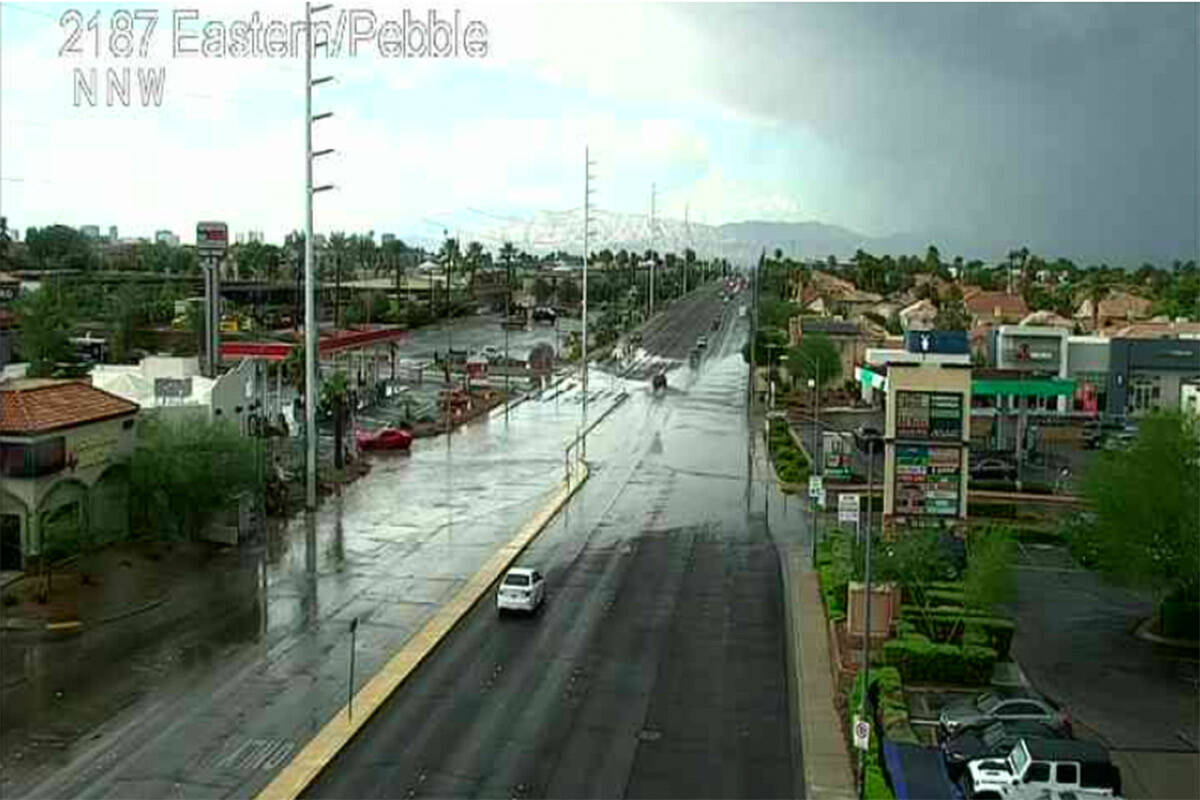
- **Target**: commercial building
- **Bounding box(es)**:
[1108,338,1200,417]
[0,379,140,571]
[1066,335,1110,415]
[155,229,180,246]
[989,325,1070,412]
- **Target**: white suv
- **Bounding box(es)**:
[964,739,1121,800]
[497,567,545,616]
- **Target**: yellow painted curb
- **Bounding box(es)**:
[255,463,590,800]
[45,620,83,632]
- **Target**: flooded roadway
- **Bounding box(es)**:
[1,285,797,799]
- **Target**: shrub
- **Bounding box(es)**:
[1160,601,1200,641]
[865,764,894,800]
[900,608,1015,658]
[883,636,997,685]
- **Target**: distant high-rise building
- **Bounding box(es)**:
[237,230,265,244]
[155,230,180,246]
[80,225,101,239]
[108,225,118,242]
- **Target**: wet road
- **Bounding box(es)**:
[4,284,795,799]
[306,300,796,800]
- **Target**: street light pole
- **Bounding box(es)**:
[304,1,334,511]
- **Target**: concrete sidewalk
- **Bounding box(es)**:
[783,549,857,800]
[759,410,857,800]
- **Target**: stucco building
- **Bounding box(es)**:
[0,380,139,571]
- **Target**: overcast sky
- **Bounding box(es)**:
[2,2,1196,264]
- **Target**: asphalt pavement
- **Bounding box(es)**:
[304,293,796,799]
[3,284,796,800]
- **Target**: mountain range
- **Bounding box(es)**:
[402,209,965,265]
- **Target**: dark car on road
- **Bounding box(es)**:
[854,425,883,451]
[939,690,1072,737]
[532,306,557,323]
[941,720,1069,781]
[970,458,1018,482]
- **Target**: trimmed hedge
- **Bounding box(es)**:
[883,636,997,685]
[1161,601,1200,641]
[899,609,1015,659]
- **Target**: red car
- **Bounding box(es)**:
[355,427,413,452]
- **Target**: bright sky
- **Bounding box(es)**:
[2,2,1197,263]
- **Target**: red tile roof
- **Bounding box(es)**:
[964,291,1028,321]
[0,379,139,435]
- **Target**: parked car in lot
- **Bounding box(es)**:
[696,335,708,349]
[970,457,1019,482]
[940,690,1072,736]
[497,567,545,616]
[1082,418,1133,450]
[355,426,413,452]
[942,720,1069,781]
[532,306,557,323]
[652,372,667,391]
[962,738,1120,799]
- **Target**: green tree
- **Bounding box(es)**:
[16,288,72,376]
[787,333,842,388]
[1080,412,1200,602]
[129,415,259,541]
[109,283,141,363]
[321,371,350,469]
[0,216,10,266]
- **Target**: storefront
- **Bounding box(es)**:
[990,326,1069,412]
[1108,339,1200,417]
[0,380,139,571]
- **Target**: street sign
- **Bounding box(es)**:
[808,475,823,499]
[196,221,228,257]
[839,493,860,524]
[853,716,871,750]
[817,487,827,509]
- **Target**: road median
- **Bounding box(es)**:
[255,461,591,800]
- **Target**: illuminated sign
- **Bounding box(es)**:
[896,391,963,441]
[196,221,228,257]
[894,444,961,517]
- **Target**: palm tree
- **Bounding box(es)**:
[321,371,350,469]
[465,241,484,299]
[329,232,349,329]
[1084,271,1109,332]
[439,235,460,314]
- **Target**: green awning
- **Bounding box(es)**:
[971,378,1076,397]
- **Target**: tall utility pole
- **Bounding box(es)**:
[648,183,657,316]
[683,202,690,296]
[583,147,596,457]
[304,1,335,510]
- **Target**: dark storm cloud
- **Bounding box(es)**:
[682,3,1198,264]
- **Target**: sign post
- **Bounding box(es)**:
[853,716,870,751]
[839,492,861,541]
[196,221,228,379]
